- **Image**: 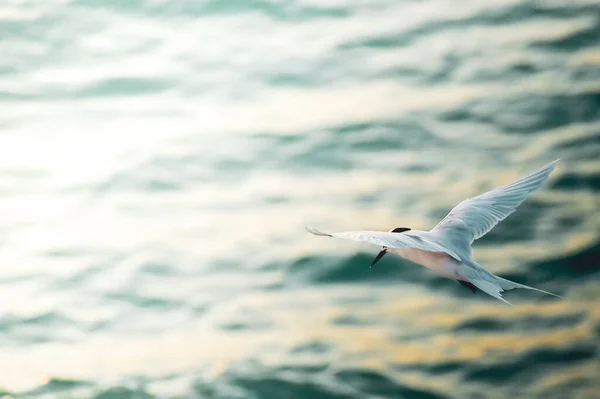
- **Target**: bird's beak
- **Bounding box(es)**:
[370,249,387,268]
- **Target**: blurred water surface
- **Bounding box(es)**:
[1,0,599,398]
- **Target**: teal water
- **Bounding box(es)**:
[1,0,599,398]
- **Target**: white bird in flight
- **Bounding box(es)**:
[306,160,562,305]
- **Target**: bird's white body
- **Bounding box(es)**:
[389,247,458,279]
[306,160,562,304]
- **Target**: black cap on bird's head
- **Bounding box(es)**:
[370,227,411,267]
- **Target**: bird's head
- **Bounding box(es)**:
[370,227,411,267]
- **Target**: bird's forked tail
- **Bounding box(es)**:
[462,260,562,305]
[495,276,562,298]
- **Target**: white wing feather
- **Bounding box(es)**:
[432,159,559,244]
[305,226,463,261]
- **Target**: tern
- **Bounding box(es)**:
[306,160,562,304]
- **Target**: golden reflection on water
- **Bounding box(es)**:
[0,276,597,395]
[573,48,600,66]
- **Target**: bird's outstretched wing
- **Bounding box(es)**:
[305,227,462,261]
[431,159,559,244]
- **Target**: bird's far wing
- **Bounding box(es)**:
[431,159,559,244]
[305,227,462,261]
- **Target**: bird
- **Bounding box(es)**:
[306,160,562,305]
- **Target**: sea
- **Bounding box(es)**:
[1,0,599,398]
